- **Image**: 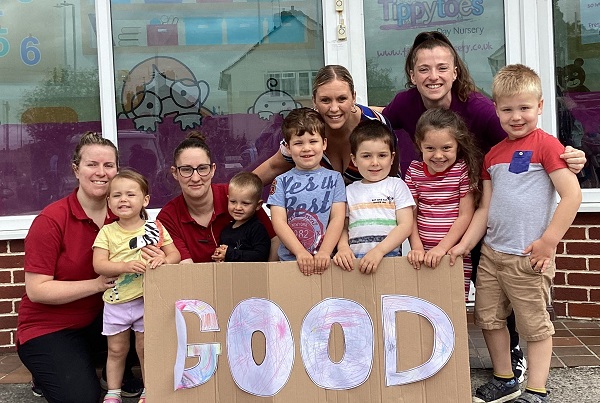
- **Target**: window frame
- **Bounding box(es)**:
[0,0,597,240]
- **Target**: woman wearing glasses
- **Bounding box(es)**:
[156,131,277,263]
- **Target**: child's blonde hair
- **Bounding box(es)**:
[109,169,150,220]
[492,64,542,101]
[414,108,482,204]
[229,171,263,203]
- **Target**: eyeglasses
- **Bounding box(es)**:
[176,164,213,178]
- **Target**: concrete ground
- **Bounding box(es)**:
[0,367,598,402]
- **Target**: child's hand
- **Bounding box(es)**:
[211,245,227,262]
[358,249,384,274]
[523,238,554,273]
[424,246,447,268]
[333,247,355,271]
[148,256,167,269]
[407,249,425,269]
[140,244,165,261]
[296,250,315,276]
[448,243,469,266]
[123,260,146,274]
[313,251,331,274]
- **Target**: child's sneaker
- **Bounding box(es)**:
[513,391,550,402]
[473,378,521,403]
[511,345,527,383]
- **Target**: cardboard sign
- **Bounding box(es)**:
[144,257,471,402]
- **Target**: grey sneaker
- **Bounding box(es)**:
[472,378,521,403]
[514,391,550,402]
[511,345,527,383]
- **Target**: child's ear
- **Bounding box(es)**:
[350,153,356,165]
[256,199,264,211]
[143,194,150,207]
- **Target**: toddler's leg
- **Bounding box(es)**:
[106,330,131,390]
[524,337,552,390]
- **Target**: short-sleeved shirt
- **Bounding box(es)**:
[280,105,395,183]
[345,177,415,258]
[94,220,173,304]
[267,167,346,260]
[405,160,471,247]
[157,183,275,263]
[17,188,118,346]
[483,129,568,255]
[382,87,507,154]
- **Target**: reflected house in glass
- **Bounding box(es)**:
[218,7,324,115]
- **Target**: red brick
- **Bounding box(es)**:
[0,301,13,315]
[565,242,600,256]
[591,259,600,272]
[556,242,565,255]
[573,213,600,226]
[591,289,600,302]
[0,315,18,329]
[0,255,24,269]
[555,256,587,271]
[564,227,586,240]
[553,301,567,317]
[14,300,20,313]
[0,285,26,299]
[568,302,600,319]
[553,272,566,285]
[8,239,24,253]
[0,271,11,284]
[13,269,24,284]
[553,287,588,301]
[0,241,7,254]
[0,331,11,345]
[568,273,600,286]
[589,227,600,241]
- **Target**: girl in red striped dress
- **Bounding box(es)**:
[405,108,482,300]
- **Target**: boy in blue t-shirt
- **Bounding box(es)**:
[267,107,346,275]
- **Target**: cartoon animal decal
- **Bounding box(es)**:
[248,78,302,120]
[557,58,590,93]
[119,56,210,131]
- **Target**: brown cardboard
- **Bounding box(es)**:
[144,257,471,402]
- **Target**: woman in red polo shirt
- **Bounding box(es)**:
[157,131,277,263]
[17,132,124,403]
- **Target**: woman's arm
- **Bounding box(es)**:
[253,151,292,186]
[25,272,115,305]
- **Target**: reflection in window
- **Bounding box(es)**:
[0,1,101,217]
[111,1,324,208]
[554,1,600,189]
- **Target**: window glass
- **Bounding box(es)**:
[362,1,506,171]
[554,1,600,189]
[111,0,324,208]
[0,1,101,217]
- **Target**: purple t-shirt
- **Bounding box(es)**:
[382,87,507,155]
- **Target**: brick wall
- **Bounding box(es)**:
[554,212,600,319]
[0,212,599,352]
[0,239,24,354]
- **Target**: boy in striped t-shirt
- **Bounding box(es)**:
[333,120,414,274]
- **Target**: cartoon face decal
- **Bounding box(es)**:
[248,78,302,120]
[119,56,210,132]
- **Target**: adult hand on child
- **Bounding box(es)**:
[148,256,167,269]
[98,275,118,290]
[333,247,355,271]
[424,246,446,268]
[141,244,166,261]
[211,245,227,262]
[448,243,469,266]
[407,249,425,269]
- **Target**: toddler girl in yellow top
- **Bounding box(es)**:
[93,170,180,403]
